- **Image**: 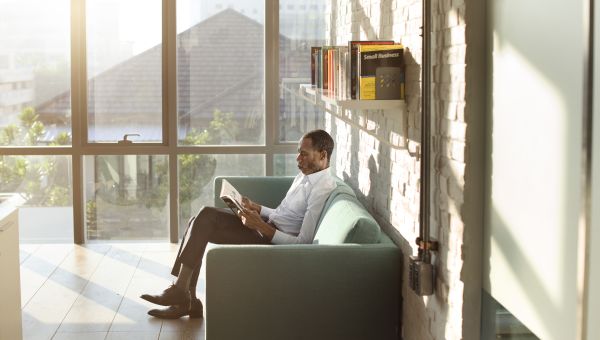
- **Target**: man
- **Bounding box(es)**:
[140,129,336,319]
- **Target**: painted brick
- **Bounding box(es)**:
[327,0,469,339]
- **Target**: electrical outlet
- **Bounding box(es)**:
[409,255,435,296]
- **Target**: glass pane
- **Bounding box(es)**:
[0,155,73,242]
[279,0,326,142]
[0,0,71,146]
[178,154,265,235]
[86,0,162,143]
[83,155,169,240]
[177,0,265,145]
[274,154,298,176]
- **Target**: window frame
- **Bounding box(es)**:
[0,0,298,243]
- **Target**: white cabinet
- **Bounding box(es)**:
[0,201,22,340]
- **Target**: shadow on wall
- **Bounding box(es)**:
[338,0,432,338]
[330,48,426,340]
[403,48,423,145]
[481,1,582,338]
[330,1,463,339]
[350,0,393,41]
[481,208,563,339]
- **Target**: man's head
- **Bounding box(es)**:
[296,129,334,175]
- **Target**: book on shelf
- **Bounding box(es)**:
[358,43,404,100]
[310,47,321,86]
[328,47,347,98]
[320,46,335,91]
[312,46,348,98]
[336,46,349,100]
[316,48,322,88]
[328,48,335,97]
[349,40,394,99]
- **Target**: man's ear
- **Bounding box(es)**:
[320,150,327,160]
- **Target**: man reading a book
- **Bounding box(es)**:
[140,129,337,319]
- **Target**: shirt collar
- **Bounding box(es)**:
[303,167,330,185]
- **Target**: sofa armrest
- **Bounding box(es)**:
[213,176,294,209]
[205,244,401,340]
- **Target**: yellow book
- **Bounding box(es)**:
[358,44,404,100]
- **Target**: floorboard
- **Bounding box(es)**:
[20,243,205,340]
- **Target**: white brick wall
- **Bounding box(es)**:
[325,0,472,339]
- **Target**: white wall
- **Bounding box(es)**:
[325,0,477,339]
[484,0,585,339]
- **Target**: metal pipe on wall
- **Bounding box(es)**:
[419,0,432,264]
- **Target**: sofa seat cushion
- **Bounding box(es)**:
[313,193,381,244]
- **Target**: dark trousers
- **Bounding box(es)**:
[170,206,271,289]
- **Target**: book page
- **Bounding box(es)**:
[220,179,244,214]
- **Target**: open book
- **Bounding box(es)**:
[220,179,245,216]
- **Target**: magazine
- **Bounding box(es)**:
[220,179,245,216]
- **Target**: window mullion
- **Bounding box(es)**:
[164,0,179,242]
[71,0,87,244]
[265,0,280,176]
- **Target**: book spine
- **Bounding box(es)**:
[336,48,342,100]
[310,47,319,86]
[323,48,329,90]
[317,49,322,89]
[329,47,337,98]
[349,42,358,99]
[328,49,334,97]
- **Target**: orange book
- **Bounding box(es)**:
[329,49,335,97]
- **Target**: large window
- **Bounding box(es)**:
[83,155,169,240]
[0,0,71,146]
[177,0,265,145]
[86,0,163,143]
[278,0,326,142]
[0,1,326,243]
[0,0,73,243]
[0,155,73,242]
[178,154,265,234]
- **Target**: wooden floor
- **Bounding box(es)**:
[19,243,205,340]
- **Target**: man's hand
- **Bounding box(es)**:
[239,208,275,241]
[241,196,261,214]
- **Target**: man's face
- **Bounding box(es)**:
[296,137,326,175]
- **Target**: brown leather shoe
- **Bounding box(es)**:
[147,298,203,319]
[189,298,204,318]
[140,284,190,307]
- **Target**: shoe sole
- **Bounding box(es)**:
[147,310,203,319]
[140,294,187,307]
[189,310,203,318]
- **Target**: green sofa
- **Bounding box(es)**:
[206,176,401,340]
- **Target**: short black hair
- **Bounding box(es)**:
[303,129,334,163]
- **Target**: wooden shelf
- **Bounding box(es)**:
[298,84,405,111]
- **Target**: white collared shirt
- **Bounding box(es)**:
[260,168,336,244]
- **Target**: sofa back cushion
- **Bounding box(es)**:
[313,181,381,244]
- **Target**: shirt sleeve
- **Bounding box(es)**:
[260,206,274,219]
[271,183,333,245]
